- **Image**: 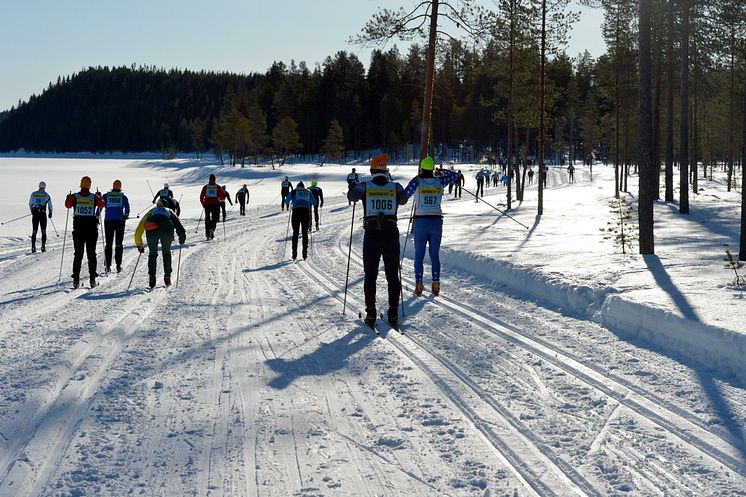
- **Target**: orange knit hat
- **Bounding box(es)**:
[113,179,122,189]
[370,153,389,171]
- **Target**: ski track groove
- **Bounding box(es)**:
[337,221,746,479]
[292,252,567,497]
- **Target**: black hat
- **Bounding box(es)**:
[209,174,216,181]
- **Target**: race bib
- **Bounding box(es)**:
[32,193,47,207]
[75,196,96,217]
[205,185,218,198]
[107,193,123,207]
[418,186,442,211]
[295,189,311,202]
[366,184,396,216]
[159,190,169,197]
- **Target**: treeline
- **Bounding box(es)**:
[0,18,743,175]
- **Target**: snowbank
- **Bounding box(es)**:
[403,241,746,383]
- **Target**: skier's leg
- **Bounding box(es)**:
[161,230,173,276]
[104,220,114,269]
[429,219,443,282]
[290,209,301,258]
[72,226,84,279]
[40,213,47,248]
[86,227,98,278]
[146,230,159,277]
[413,220,426,283]
[114,220,125,268]
[362,233,382,310]
[381,230,402,310]
[31,212,39,249]
[300,210,309,258]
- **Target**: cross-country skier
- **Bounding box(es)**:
[235,184,249,215]
[64,176,105,288]
[153,182,173,203]
[29,181,53,253]
[284,181,317,260]
[308,181,324,230]
[220,185,233,222]
[280,176,293,211]
[199,174,225,240]
[404,156,460,297]
[528,167,534,185]
[346,168,360,205]
[99,180,130,273]
[134,197,187,289]
[475,169,486,200]
[567,163,575,183]
[347,153,408,328]
[454,170,464,198]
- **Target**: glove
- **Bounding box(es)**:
[122,215,128,221]
[137,245,145,253]
[48,212,52,219]
[179,238,185,245]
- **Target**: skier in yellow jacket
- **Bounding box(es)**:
[134,197,187,289]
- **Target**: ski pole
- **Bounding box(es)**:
[195,208,204,234]
[146,179,155,197]
[308,204,313,257]
[49,216,59,236]
[283,206,291,258]
[58,199,70,283]
[127,250,142,291]
[342,201,356,315]
[0,213,31,225]
[175,243,183,288]
[399,201,415,317]
[222,218,226,241]
[462,186,530,229]
[136,203,152,218]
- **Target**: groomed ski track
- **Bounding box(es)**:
[0,196,743,497]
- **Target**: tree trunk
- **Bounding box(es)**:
[614,2,621,199]
[538,0,546,216]
[653,26,663,200]
[679,0,690,214]
[507,0,515,209]
[420,0,439,161]
[665,0,674,203]
[639,0,655,254]
[740,48,746,261]
[728,47,735,192]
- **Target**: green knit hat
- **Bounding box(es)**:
[420,156,435,171]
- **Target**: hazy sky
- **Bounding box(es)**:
[0,0,605,112]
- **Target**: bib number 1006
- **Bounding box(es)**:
[370,199,393,210]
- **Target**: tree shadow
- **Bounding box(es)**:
[643,254,746,460]
[516,214,542,251]
[265,326,375,390]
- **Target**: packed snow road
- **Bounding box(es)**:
[0,197,744,497]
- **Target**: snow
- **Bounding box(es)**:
[0,156,744,496]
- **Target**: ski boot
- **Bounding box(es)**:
[414,281,424,296]
[149,275,156,289]
[387,307,399,330]
[431,281,440,297]
[116,265,122,273]
[164,276,172,287]
[72,276,80,289]
[41,245,46,253]
[364,307,377,328]
[105,266,111,273]
[89,277,97,288]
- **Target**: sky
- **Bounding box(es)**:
[0,0,606,112]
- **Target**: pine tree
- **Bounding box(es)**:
[272,116,302,165]
[320,120,345,165]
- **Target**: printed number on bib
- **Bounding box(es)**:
[296,190,311,202]
[32,194,47,207]
[107,195,123,207]
[366,185,397,216]
[418,185,442,211]
[75,198,95,216]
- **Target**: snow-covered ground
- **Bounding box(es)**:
[0,156,744,496]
